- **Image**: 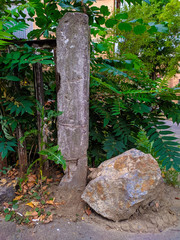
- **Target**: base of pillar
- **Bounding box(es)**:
[59,157,88,191]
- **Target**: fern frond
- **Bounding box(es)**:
[4,20,29,33]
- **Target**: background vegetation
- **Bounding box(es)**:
[0,0,179,183]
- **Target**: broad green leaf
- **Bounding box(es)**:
[148,26,157,34]
[133,25,146,35]
[5,214,11,222]
[96,43,108,52]
[118,22,132,32]
[100,5,110,16]
[115,13,128,20]
[155,24,168,33]
[105,19,117,28]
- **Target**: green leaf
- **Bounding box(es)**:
[0,76,21,81]
[155,24,168,33]
[148,26,157,34]
[150,133,159,141]
[147,128,156,136]
[105,19,117,28]
[133,25,146,35]
[4,208,9,213]
[100,5,110,16]
[5,214,12,222]
[115,13,128,20]
[159,131,174,135]
[96,43,108,52]
[95,16,105,25]
[162,136,177,141]
[6,22,29,33]
[27,6,35,17]
[164,141,179,146]
[12,204,19,210]
[118,22,132,32]
[143,0,151,4]
[104,118,109,127]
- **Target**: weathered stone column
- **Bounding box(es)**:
[56,12,90,190]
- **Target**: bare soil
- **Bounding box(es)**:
[49,183,180,233]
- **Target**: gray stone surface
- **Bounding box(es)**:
[0,185,15,204]
[56,12,90,190]
[82,149,164,221]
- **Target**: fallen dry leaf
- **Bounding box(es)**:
[25,211,38,217]
[46,198,55,205]
[44,214,53,224]
[56,174,62,179]
[31,201,40,207]
[46,178,53,184]
[12,180,17,187]
[27,174,36,182]
[55,201,66,206]
[27,182,35,189]
[85,208,92,216]
[26,202,34,208]
[39,214,46,221]
[42,185,48,191]
[22,185,28,194]
[13,195,23,201]
[6,182,13,187]
[3,202,9,208]
[0,178,7,186]
[7,168,18,179]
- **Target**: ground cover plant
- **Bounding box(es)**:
[0,0,179,225]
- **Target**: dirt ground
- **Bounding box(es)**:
[0,184,180,240]
[0,119,180,239]
[47,183,180,233]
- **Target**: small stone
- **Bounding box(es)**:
[0,185,15,204]
[82,149,164,221]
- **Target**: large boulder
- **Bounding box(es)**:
[82,149,164,221]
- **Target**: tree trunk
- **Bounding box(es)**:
[33,63,48,174]
[0,154,7,176]
[56,12,90,191]
[16,124,27,177]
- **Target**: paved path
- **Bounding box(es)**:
[0,217,180,240]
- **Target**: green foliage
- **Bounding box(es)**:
[164,169,180,187]
[0,0,179,174]
[134,130,154,155]
[115,0,180,79]
[0,138,16,159]
[39,145,66,170]
[89,51,180,170]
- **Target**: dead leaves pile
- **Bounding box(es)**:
[0,168,18,188]
[1,171,64,226]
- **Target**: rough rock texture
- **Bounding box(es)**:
[0,185,15,204]
[82,149,164,221]
[56,12,90,190]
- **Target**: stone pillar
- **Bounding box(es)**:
[56,12,90,190]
